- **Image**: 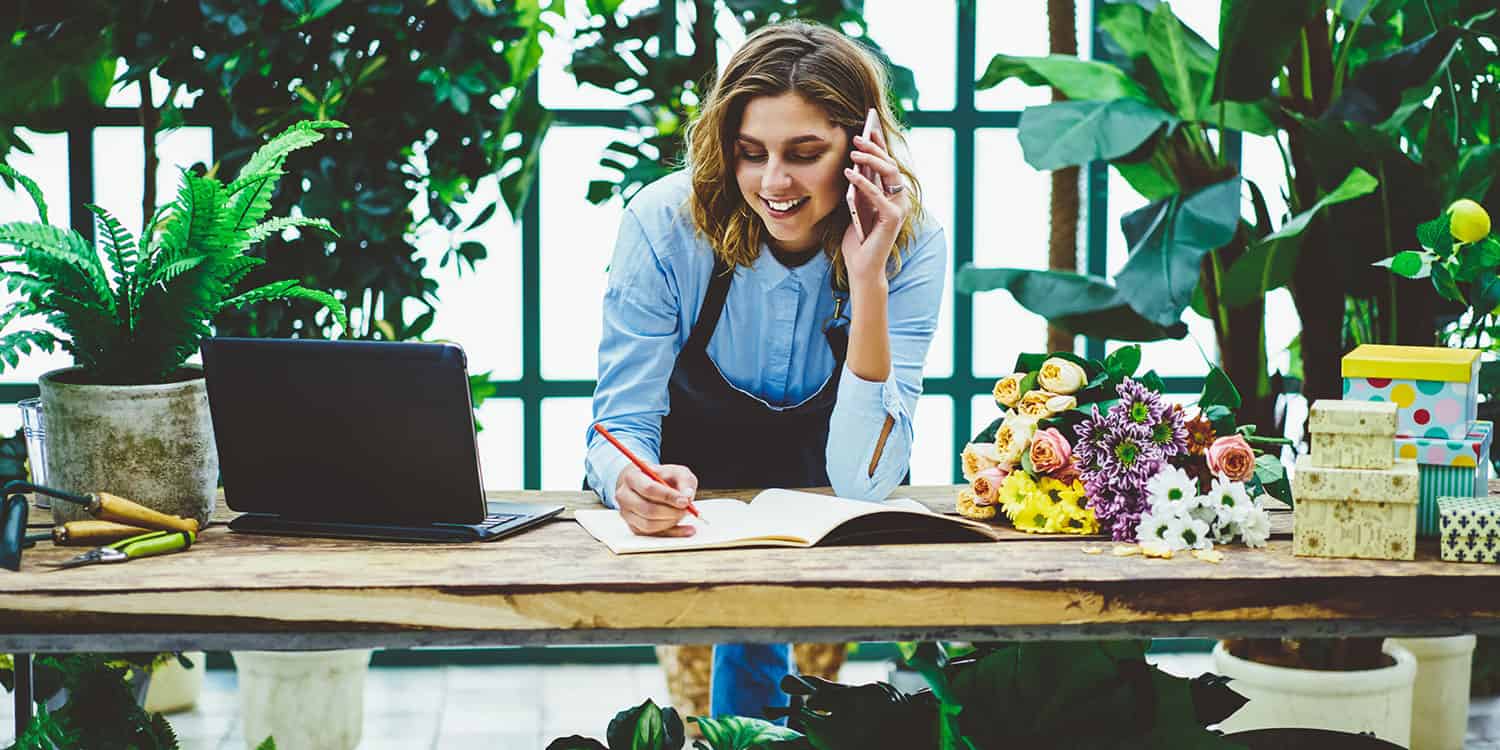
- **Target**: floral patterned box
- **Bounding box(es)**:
[1438,495,1500,564]
[1292,456,1419,561]
[1308,399,1397,469]
[1341,344,1482,440]
[1396,420,1493,537]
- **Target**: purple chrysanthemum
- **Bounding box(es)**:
[1116,378,1167,428]
[1149,404,1189,459]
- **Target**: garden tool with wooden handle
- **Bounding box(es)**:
[3,481,200,535]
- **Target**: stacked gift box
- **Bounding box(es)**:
[1341,344,1492,537]
[1294,399,1419,560]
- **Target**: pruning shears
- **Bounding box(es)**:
[50,529,196,569]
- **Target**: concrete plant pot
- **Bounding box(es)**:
[39,366,218,527]
[1387,635,1477,750]
[232,649,373,750]
[1212,640,1417,746]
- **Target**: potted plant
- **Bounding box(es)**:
[0,120,348,526]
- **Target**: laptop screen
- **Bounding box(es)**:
[201,338,488,525]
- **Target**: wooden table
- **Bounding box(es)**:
[4,484,1499,653]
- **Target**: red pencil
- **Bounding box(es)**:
[592,423,705,522]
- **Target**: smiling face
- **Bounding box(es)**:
[733,92,850,254]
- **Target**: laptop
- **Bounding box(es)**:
[201,337,563,542]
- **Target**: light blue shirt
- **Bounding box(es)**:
[585,170,947,508]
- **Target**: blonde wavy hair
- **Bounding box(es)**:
[684,20,923,288]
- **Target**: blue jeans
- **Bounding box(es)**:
[710,643,791,721]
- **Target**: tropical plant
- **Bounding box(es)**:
[545,640,1249,750]
[569,0,919,205]
[0,120,348,385]
[0,652,187,750]
[957,0,1497,431]
[1,0,559,342]
[1376,199,1499,350]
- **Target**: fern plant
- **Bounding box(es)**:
[0,120,350,385]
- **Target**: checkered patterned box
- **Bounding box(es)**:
[1438,495,1500,564]
[1293,456,1420,561]
[1341,344,1482,440]
[1396,421,1494,537]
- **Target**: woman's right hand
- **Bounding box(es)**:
[615,464,699,537]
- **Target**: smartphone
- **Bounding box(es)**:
[847,108,885,243]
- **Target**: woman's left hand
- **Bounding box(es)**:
[841,125,909,288]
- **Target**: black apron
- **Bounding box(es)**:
[658,256,848,490]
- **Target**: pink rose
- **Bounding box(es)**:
[1052,460,1081,486]
[1206,434,1255,482]
[1029,427,1072,475]
[971,466,1008,506]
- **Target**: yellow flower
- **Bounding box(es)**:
[1449,199,1492,244]
[992,373,1025,408]
[1017,389,1079,418]
[956,488,997,521]
[1037,357,1087,395]
[998,470,1038,520]
[993,413,1038,467]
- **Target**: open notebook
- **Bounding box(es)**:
[575,488,1003,554]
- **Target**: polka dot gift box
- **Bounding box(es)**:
[1395,420,1493,537]
[1438,495,1500,564]
[1341,344,1482,440]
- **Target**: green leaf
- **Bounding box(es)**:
[255,737,278,750]
[1458,237,1500,283]
[1104,344,1142,379]
[1098,2,1151,58]
[0,164,49,223]
[1373,250,1434,279]
[1017,99,1178,170]
[1145,2,1218,119]
[976,54,1150,101]
[605,699,684,750]
[1254,452,1293,505]
[1473,274,1500,317]
[1212,0,1326,102]
[1139,369,1168,394]
[1113,156,1180,201]
[690,716,801,750]
[1262,167,1379,242]
[956,265,1189,341]
[1419,214,1455,259]
[1432,262,1466,303]
[586,0,624,15]
[1114,177,1242,327]
[1219,235,1300,308]
[1199,366,1242,410]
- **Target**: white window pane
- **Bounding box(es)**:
[541,396,592,490]
[970,394,1004,444]
[910,394,954,485]
[0,406,20,439]
[1265,287,1299,377]
[154,126,213,210]
[972,129,1048,377]
[1173,4,1220,47]
[865,0,956,111]
[539,127,625,380]
[1,130,72,383]
[976,0,1087,110]
[103,63,199,109]
[409,175,523,380]
[93,126,213,237]
[540,0,657,109]
[907,127,954,378]
[475,398,524,491]
[1242,133,1290,228]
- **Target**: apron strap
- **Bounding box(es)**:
[685,255,733,354]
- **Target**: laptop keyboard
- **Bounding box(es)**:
[482,512,522,528]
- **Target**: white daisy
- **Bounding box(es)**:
[1145,466,1198,509]
[1179,516,1214,551]
[1241,505,1273,548]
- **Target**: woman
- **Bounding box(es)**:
[585,20,946,719]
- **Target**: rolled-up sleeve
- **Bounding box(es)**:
[584,209,683,508]
[825,227,947,500]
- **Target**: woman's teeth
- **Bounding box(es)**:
[764,196,808,214]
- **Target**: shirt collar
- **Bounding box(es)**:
[738,243,832,291]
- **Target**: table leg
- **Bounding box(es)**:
[13,652,32,738]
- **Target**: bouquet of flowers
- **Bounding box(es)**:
[958,346,1291,546]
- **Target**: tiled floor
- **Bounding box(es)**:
[3,652,1499,748]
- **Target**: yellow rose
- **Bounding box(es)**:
[956,488,997,521]
[993,413,1038,467]
[960,442,1004,481]
[1037,357,1087,395]
[992,373,1025,408]
[1017,390,1078,419]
